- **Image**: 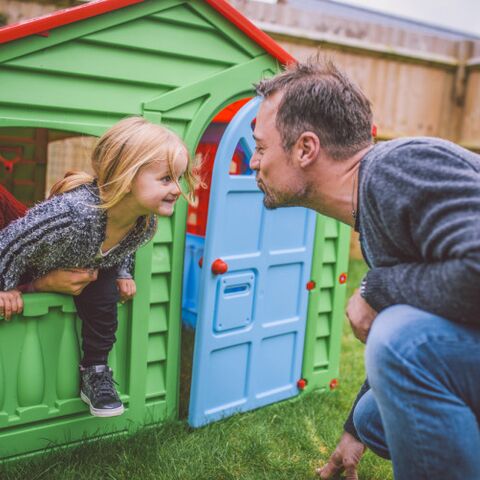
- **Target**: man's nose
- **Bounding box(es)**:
[250,152,260,170]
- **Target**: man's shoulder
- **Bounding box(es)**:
[362,137,480,185]
[367,137,479,168]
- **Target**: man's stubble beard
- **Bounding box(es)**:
[262,183,311,210]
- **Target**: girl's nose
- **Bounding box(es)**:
[172,181,182,196]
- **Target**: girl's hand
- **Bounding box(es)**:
[117,278,136,304]
[0,289,23,321]
[33,268,98,296]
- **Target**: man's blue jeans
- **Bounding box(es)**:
[353,305,480,480]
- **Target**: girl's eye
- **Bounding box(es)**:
[161,176,172,183]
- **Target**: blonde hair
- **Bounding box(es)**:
[50,117,199,209]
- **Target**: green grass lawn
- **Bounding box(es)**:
[0,259,393,480]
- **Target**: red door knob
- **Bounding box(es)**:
[211,258,228,275]
[297,378,308,390]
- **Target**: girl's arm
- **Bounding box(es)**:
[116,278,136,303]
[0,196,75,319]
[116,254,135,303]
[115,215,156,304]
[117,254,133,279]
[0,197,75,292]
[31,268,98,295]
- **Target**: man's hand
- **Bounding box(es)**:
[346,289,377,343]
[117,278,136,303]
[0,289,23,321]
[32,268,98,296]
[316,431,366,480]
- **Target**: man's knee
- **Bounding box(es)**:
[365,305,430,385]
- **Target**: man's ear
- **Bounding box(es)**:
[294,131,320,168]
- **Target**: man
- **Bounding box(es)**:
[250,59,480,480]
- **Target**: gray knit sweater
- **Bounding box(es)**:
[344,136,480,439]
[0,182,157,291]
[358,137,480,322]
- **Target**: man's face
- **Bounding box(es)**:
[250,92,309,209]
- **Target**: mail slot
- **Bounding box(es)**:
[214,271,255,333]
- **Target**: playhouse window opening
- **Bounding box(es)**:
[0,127,97,297]
[46,135,96,197]
[0,127,97,206]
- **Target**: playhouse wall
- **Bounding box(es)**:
[302,216,351,392]
[0,0,281,459]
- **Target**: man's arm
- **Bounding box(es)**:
[362,142,480,324]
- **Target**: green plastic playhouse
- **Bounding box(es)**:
[0,0,350,460]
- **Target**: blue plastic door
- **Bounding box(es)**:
[188,97,316,427]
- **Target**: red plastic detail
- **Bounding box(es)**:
[211,258,228,275]
[339,273,348,284]
[187,142,215,237]
[329,379,338,390]
[372,124,378,137]
[187,137,249,236]
[198,257,203,268]
[306,280,316,291]
[204,0,296,65]
[212,98,251,123]
[36,31,50,37]
[0,146,22,173]
[0,0,145,44]
[297,378,307,390]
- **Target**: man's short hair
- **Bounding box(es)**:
[255,57,373,160]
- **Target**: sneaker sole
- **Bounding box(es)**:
[80,391,125,417]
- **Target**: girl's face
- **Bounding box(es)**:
[130,154,188,217]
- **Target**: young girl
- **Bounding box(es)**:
[0,117,196,417]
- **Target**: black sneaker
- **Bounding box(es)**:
[80,365,124,417]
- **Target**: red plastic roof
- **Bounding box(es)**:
[0,0,144,44]
[0,0,295,65]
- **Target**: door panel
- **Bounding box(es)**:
[188,97,316,427]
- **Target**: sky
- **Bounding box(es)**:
[333,0,480,37]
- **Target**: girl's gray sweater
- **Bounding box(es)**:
[0,182,157,291]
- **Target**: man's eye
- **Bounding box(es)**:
[255,146,264,154]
